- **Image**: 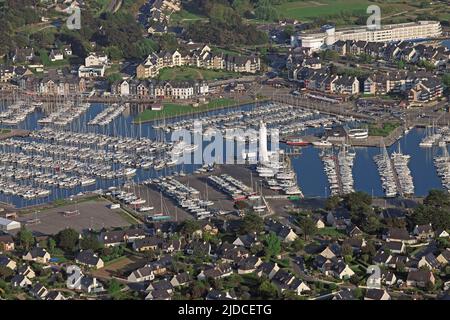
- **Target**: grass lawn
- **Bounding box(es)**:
[272,0,423,23]
[317,227,346,238]
[171,9,207,22]
[273,0,372,21]
[157,66,237,81]
[368,122,400,137]
[0,129,11,134]
[134,97,256,123]
[38,49,69,68]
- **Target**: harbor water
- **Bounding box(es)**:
[0,99,448,208]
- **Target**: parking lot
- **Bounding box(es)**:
[15,199,133,235]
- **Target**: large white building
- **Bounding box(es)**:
[292,21,442,51]
[0,217,21,231]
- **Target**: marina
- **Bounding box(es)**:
[0,99,448,208]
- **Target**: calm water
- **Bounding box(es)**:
[0,100,448,207]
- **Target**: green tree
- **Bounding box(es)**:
[341,243,353,257]
[56,228,79,252]
[325,195,341,211]
[180,220,201,239]
[258,280,278,298]
[0,266,13,280]
[47,238,56,253]
[17,227,34,250]
[264,232,281,259]
[290,238,304,252]
[80,235,103,252]
[107,279,123,300]
[240,213,264,234]
[443,74,450,88]
[298,217,317,240]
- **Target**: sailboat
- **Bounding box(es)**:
[247,172,260,200]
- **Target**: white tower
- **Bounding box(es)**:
[259,121,269,164]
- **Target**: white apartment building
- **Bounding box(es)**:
[293,21,442,51]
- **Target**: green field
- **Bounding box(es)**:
[368,122,400,137]
[274,0,372,21]
[272,0,435,23]
[171,9,207,22]
[157,66,238,81]
[38,49,70,68]
[134,98,258,123]
[0,129,11,135]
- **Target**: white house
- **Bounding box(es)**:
[85,53,109,67]
[50,50,64,62]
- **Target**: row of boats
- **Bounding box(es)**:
[88,103,127,126]
[320,146,355,196]
[256,156,303,196]
[0,101,40,125]
[373,146,414,198]
[0,177,51,199]
[208,174,254,201]
[145,177,214,220]
[434,148,450,192]
[38,102,90,127]
[154,102,341,138]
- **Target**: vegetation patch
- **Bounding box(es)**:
[134,97,257,123]
[368,122,400,137]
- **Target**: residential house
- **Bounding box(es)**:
[75,250,104,269]
[0,255,16,270]
[333,288,356,300]
[18,265,36,279]
[22,247,51,264]
[30,283,49,300]
[406,270,435,288]
[331,261,355,279]
[418,253,440,270]
[185,241,211,256]
[272,270,310,295]
[170,272,191,287]
[85,52,108,67]
[133,236,163,252]
[49,50,64,62]
[10,47,35,64]
[384,228,416,244]
[364,288,391,300]
[435,229,449,238]
[206,290,237,300]
[197,264,233,280]
[0,234,15,251]
[80,276,105,293]
[312,216,325,229]
[326,208,351,229]
[232,234,259,248]
[334,76,359,95]
[346,225,363,238]
[11,275,32,288]
[381,271,397,286]
[437,248,450,266]
[0,65,15,83]
[237,256,263,274]
[382,241,406,254]
[146,279,174,294]
[46,291,66,300]
[99,228,146,247]
[265,219,298,242]
[256,262,280,280]
[127,266,156,283]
